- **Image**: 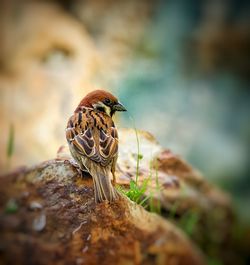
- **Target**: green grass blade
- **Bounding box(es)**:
[128,115,140,185]
[6,124,15,158]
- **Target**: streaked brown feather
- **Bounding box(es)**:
[65,89,125,202]
[66,107,118,167]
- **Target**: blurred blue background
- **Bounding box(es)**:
[117,0,250,219]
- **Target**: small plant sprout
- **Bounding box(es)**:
[118,115,161,214]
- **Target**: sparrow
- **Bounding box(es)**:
[66,90,126,202]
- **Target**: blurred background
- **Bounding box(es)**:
[0,0,249,222]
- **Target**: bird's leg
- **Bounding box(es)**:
[111,165,116,186]
[111,157,118,186]
[111,173,116,186]
[80,167,92,178]
[67,159,82,176]
[73,163,85,178]
[67,159,90,178]
[77,167,92,178]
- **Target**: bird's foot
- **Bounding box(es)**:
[80,168,92,178]
[66,159,88,178]
[111,178,116,186]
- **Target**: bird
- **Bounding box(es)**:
[65,90,127,202]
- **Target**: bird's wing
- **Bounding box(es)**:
[66,108,118,166]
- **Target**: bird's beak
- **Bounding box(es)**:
[112,102,127,112]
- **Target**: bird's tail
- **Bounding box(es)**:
[88,164,118,202]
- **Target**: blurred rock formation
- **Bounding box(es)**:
[0,0,155,172]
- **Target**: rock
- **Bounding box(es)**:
[58,128,234,263]
[119,130,236,262]
[116,129,234,262]
[117,129,232,219]
[32,212,46,232]
[29,201,43,211]
[0,160,204,265]
[58,128,232,216]
[0,1,100,171]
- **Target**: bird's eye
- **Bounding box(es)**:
[104,98,111,105]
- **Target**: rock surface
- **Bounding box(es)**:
[117,129,231,213]
[57,128,234,263]
[59,128,232,218]
[0,159,204,265]
[115,130,234,264]
[1,128,235,265]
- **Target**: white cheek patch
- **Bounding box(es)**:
[93,101,111,116]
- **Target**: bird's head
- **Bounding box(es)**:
[76,89,127,117]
